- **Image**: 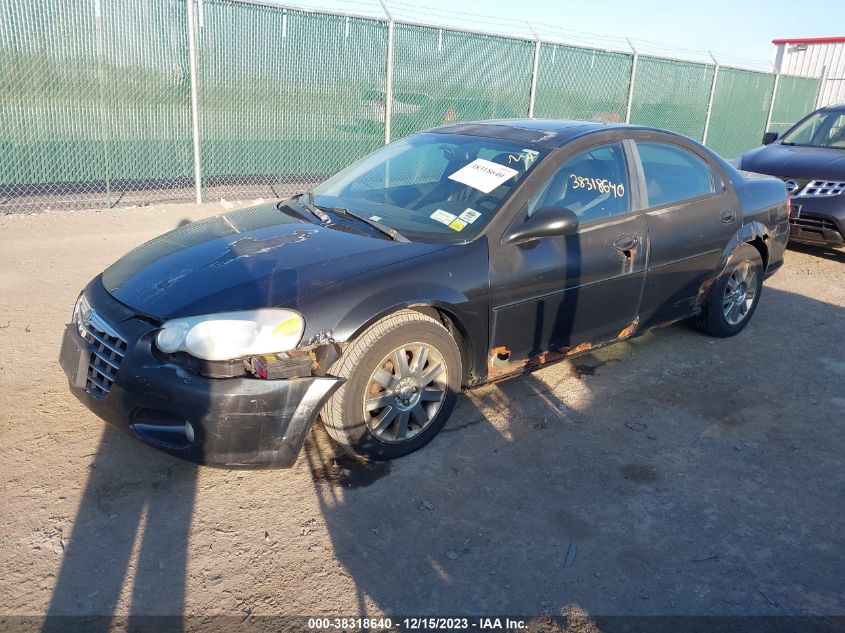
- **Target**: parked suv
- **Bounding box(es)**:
[733,104,845,248]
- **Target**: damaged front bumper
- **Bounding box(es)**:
[59,278,343,468]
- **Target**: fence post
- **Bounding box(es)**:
[764,72,780,134]
[527,24,540,118]
[813,65,828,110]
[380,1,394,145]
[702,51,719,145]
[186,0,203,204]
[625,39,638,124]
[93,0,113,207]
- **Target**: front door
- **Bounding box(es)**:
[489,142,647,365]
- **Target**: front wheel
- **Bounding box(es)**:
[321,310,462,461]
[693,243,764,337]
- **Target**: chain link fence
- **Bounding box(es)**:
[629,56,715,141]
[0,0,824,214]
[706,68,775,160]
[197,0,388,201]
[1,0,194,212]
[391,25,533,140]
[534,44,633,122]
[768,74,821,136]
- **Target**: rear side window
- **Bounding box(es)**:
[636,142,715,208]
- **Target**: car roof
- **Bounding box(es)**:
[428,118,666,148]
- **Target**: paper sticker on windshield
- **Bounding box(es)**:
[369,215,382,221]
[448,218,467,232]
[458,208,481,224]
[430,209,457,225]
[448,159,519,193]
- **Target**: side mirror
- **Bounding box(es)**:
[503,206,579,245]
[762,131,779,145]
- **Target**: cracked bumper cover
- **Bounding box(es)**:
[60,278,343,468]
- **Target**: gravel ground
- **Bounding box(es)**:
[0,203,843,625]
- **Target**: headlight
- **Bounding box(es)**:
[72,293,91,330]
[155,309,305,361]
[72,293,90,321]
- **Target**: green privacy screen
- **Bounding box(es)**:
[197,1,387,200]
[0,0,192,210]
[0,0,822,212]
[390,25,533,139]
[706,68,775,159]
[630,56,715,141]
[534,44,633,122]
[768,75,820,135]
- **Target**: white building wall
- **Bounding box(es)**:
[772,41,845,108]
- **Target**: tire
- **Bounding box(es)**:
[693,243,764,338]
[321,309,462,461]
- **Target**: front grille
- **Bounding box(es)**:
[797,180,845,198]
[77,311,128,399]
[790,212,839,234]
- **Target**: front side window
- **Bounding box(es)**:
[780,111,845,149]
[312,133,547,242]
[527,143,630,222]
[636,142,715,208]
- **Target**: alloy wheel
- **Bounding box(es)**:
[363,343,448,443]
[722,261,758,326]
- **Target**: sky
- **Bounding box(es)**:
[270,0,843,71]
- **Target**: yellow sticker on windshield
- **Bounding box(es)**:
[448,218,467,232]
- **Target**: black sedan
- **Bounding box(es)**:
[734,103,845,248]
[60,119,789,468]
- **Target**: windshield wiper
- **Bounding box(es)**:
[316,204,409,242]
[276,197,316,223]
[287,191,331,224]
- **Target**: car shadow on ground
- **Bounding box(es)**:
[299,285,845,620]
[41,287,845,629]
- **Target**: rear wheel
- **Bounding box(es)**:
[321,310,462,461]
[693,243,764,337]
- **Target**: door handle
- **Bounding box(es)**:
[614,234,639,254]
[720,209,736,223]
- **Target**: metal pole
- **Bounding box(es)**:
[813,65,827,110]
[94,0,112,207]
[765,72,780,134]
[527,24,540,118]
[380,0,394,145]
[625,39,638,124]
[186,0,203,204]
[702,51,719,145]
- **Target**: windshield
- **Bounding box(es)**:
[780,110,845,149]
[311,133,547,242]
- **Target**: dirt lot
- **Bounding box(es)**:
[1,203,844,625]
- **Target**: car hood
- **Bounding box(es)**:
[102,204,444,319]
[740,143,845,180]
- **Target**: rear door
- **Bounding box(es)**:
[631,137,739,327]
